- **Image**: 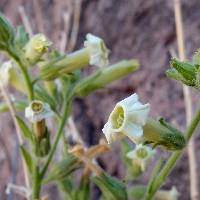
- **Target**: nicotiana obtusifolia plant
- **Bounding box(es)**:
[0,11,200,200]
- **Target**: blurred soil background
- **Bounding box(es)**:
[0,0,200,199]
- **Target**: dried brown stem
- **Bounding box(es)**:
[18,6,33,37]
[67,0,82,52]
[0,86,31,198]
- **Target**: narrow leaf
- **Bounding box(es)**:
[20,145,33,174]
[16,116,33,140]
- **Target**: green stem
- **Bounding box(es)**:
[40,95,73,178]
[143,106,200,200]
[8,47,34,101]
[32,164,41,199]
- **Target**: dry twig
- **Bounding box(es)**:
[18,6,33,37]
[67,0,82,52]
[0,86,31,198]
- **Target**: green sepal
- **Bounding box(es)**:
[167,58,198,88]
[44,154,80,183]
[16,116,33,141]
[166,68,194,86]
[20,145,34,174]
[14,26,29,48]
[92,172,128,200]
[143,118,186,151]
[170,58,195,80]
[158,118,186,150]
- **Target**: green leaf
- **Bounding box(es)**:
[0,12,15,49]
[15,26,29,48]
[74,175,90,200]
[20,145,33,174]
[45,154,80,183]
[58,177,75,200]
[92,172,128,200]
[16,116,33,140]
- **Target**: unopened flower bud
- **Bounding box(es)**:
[166,58,199,89]
[84,33,110,67]
[143,118,186,151]
[75,59,139,96]
[24,34,52,64]
[127,144,155,172]
[155,186,180,200]
[102,93,150,144]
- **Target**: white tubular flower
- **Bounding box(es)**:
[84,33,110,67]
[24,34,52,64]
[102,93,150,144]
[155,186,180,200]
[126,144,155,171]
[0,61,15,87]
[25,100,54,123]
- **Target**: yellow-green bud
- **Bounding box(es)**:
[24,34,52,64]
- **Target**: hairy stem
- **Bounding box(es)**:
[40,95,73,178]
[8,47,34,101]
[143,106,200,200]
[32,164,41,199]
